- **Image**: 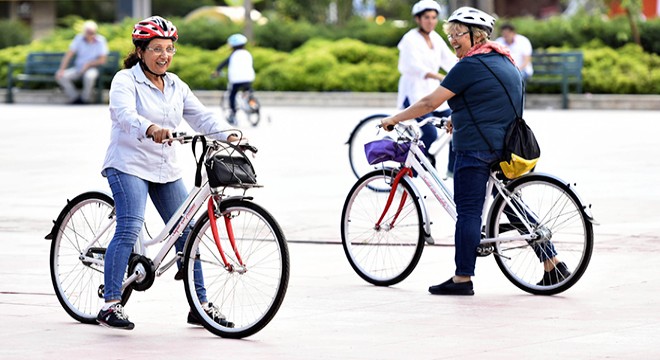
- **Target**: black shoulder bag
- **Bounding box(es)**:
[463,56,540,179]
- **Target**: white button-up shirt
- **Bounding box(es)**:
[397,29,457,111]
[102,64,232,183]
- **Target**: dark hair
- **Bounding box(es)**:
[122,39,151,69]
[500,23,516,32]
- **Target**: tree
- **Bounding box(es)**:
[616,0,642,45]
[274,0,332,22]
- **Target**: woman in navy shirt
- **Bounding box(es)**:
[382,7,569,296]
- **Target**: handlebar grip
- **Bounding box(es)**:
[240,144,258,154]
[385,124,394,131]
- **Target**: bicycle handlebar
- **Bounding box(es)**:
[170,132,258,154]
[381,116,449,132]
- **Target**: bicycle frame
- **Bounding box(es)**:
[378,120,538,246]
[77,148,249,291]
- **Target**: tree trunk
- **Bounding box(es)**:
[625,8,641,45]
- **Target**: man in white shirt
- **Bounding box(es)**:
[56,20,109,104]
[495,23,533,81]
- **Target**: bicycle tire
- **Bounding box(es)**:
[341,169,425,286]
[183,198,289,338]
[487,173,594,295]
[49,191,133,324]
[246,95,261,127]
[346,114,398,186]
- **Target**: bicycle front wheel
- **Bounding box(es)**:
[487,174,594,295]
[49,191,132,324]
[341,169,425,286]
[183,199,289,338]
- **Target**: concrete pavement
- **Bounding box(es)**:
[1,104,659,359]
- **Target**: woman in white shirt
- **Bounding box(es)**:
[97,16,238,330]
[398,0,457,173]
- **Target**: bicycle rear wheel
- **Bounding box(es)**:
[487,174,593,295]
[341,169,425,286]
[183,198,289,338]
[246,95,261,127]
[49,191,132,324]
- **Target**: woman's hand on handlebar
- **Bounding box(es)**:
[146,125,173,145]
[381,116,397,132]
[445,118,453,134]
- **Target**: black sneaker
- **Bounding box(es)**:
[96,304,135,330]
[537,261,571,286]
[187,303,235,328]
[429,278,474,296]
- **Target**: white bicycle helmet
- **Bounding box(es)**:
[411,0,442,17]
[227,34,248,48]
[447,7,496,34]
[132,16,178,44]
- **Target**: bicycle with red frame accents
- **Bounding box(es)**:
[340,117,595,295]
[46,132,289,338]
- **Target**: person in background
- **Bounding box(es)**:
[398,0,457,175]
[495,23,533,82]
[56,20,109,104]
[213,33,256,125]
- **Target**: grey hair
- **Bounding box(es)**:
[443,21,489,44]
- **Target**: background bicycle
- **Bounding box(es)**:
[341,118,594,295]
[346,112,452,191]
[220,84,261,127]
[210,71,262,127]
[47,133,289,338]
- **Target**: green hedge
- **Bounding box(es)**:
[498,15,660,55]
[2,16,660,94]
[0,20,31,49]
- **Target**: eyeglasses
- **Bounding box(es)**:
[447,31,470,40]
[146,47,176,55]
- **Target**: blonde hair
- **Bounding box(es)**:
[443,22,489,45]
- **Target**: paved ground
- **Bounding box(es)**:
[1,104,659,359]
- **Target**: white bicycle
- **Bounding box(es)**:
[221,84,261,127]
[47,133,289,338]
[340,118,595,295]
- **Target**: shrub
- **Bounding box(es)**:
[503,14,660,55]
[176,17,243,50]
[254,38,398,92]
[0,20,31,49]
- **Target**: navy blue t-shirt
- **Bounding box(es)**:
[441,53,523,151]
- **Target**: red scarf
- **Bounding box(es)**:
[463,41,515,64]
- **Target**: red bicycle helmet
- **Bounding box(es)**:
[132,16,178,44]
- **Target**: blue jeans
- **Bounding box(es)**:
[453,150,501,276]
[229,82,252,113]
[453,151,558,276]
[103,168,207,303]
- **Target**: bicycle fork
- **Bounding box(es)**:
[207,197,247,274]
[374,168,413,231]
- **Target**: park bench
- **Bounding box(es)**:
[527,51,584,109]
[5,51,120,104]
